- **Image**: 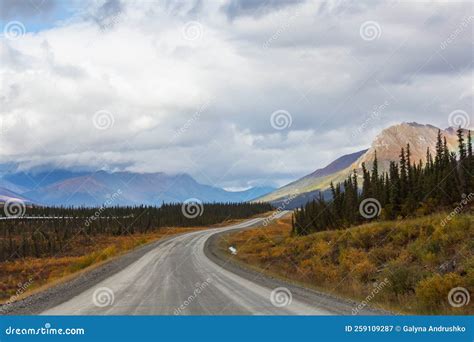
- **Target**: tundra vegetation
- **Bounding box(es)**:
[293,129,473,234]
[220,213,473,314]
[221,128,473,315]
[0,202,271,301]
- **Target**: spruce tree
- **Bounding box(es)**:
[399,147,407,199]
[371,151,379,199]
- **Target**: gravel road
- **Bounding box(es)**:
[2,212,386,315]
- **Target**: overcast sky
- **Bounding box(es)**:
[0,0,472,189]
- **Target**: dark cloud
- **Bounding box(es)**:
[89,0,123,30]
[0,0,57,19]
[316,0,371,17]
[0,0,471,188]
[96,0,122,19]
[222,0,304,19]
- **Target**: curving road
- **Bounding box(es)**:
[41,212,376,315]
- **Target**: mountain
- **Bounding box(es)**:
[1,170,275,207]
[3,170,89,191]
[257,122,462,205]
[256,149,367,204]
[0,187,33,205]
[351,122,459,173]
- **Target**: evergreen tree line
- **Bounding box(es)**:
[292,128,473,235]
[0,202,272,261]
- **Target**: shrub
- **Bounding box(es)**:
[386,264,423,295]
[415,273,463,310]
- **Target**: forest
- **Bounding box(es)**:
[293,128,473,235]
[0,202,272,262]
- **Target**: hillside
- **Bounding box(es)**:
[217,212,474,314]
[256,149,367,204]
[258,122,461,203]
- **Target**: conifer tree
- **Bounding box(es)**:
[292,130,471,235]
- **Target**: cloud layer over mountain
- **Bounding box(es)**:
[0,0,472,189]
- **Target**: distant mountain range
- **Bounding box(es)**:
[0,187,33,205]
[0,170,275,207]
[0,122,467,208]
[257,122,464,207]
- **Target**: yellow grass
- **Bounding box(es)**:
[218,212,474,314]
[0,212,273,304]
[0,227,205,303]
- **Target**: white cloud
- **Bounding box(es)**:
[0,0,472,188]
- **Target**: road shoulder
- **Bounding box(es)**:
[204,228,392,316]
[1,233,189,315]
